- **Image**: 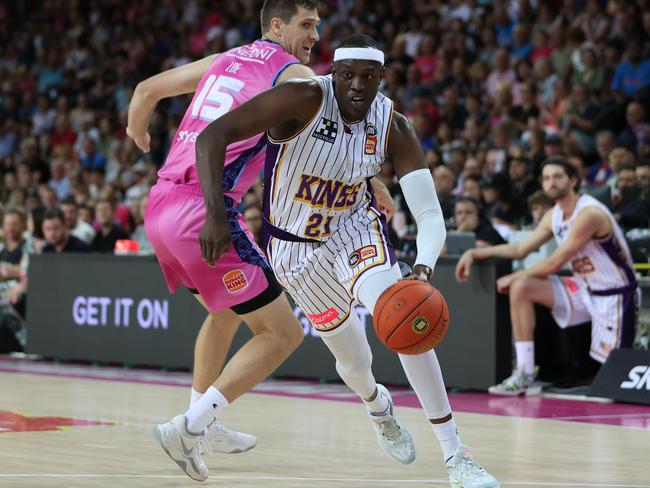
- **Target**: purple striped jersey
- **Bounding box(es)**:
[551,194,635,291]
[263,75,394,241]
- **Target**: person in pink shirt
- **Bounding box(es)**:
[127,1,320,481]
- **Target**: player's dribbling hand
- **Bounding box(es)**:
[126,126,151,153]
[199,217,232,267]
[408,264,432,282]
[455,250,474,283]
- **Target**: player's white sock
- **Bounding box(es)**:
[398,349,463,460]
[432,418,461,464]
[184,386,229,434]
[190,388,202,408]
[320,314,390,413]
[515,341,535,374]
[364,386,390,415]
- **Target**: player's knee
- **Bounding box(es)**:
[510,277,535,301]
[285,323,304,351]
[337,350,372,379]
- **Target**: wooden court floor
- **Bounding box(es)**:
[1,368,649,488]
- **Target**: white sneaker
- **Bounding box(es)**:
[488,368,541,396]
[368,384,416,464]
[447,445,500,488]
[202,418,257,454]
[153,414,209,482]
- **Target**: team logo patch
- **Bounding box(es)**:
[348,245,377,267]
[412,316,429,335]
[307,307,340,325]
[312,118,338,144]
[364,123,377,154]
[223,269,249,293]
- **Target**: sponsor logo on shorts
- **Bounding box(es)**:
[307,307,339,325]
[348,245,377,267]
[412,316,429,334]
[564,277,580,293]
[364,123,377,155]
[223,269,248,293]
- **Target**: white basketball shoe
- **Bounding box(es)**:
[368,384,417,464]
[447,445,500,488]
[202,418,257,454]
[153,414,209,482]
[488,368,541,396]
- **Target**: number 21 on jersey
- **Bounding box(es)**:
[191,74,244,122]
[305,213,333,239]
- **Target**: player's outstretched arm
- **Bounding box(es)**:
[456,210,554,282]
[195,79,322,266]
[387,112,444,282]
[126,54,219,152]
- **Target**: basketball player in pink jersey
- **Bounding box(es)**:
[125,1,327,481]
[456,156,639,396]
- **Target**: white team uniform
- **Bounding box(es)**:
[549,195,639,362]
[262,75,395,334]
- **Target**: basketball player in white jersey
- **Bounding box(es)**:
[196,34,499,488]
[456,156,639,396]
[127,0,394,467]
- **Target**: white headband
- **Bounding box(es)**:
[333,47,384,65]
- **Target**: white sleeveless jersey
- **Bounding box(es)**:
[551,194,635,291]
[263,75,394,241]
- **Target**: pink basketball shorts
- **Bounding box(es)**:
[145,180,282,314]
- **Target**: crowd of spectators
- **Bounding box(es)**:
[0,0,650,349]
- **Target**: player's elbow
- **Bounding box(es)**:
[134,80,156,104]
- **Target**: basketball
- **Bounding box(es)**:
[373,280,449,355]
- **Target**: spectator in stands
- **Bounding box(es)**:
[617,101,649,153]
[611,38,650,100]
[486,48,515,101]
[81,138,107,172]
[91,199,129,253]
[130,193,153,254]
[60,196,95,244]
[563,83,599,155]
[453,197,505,247]
[526,191,555,227]
[48,159,71,200]
[41,208,91,253]
[462,174,483,202]
[432,165,456,220]
[78,204,94,227]
[592,164,647,230]
[542,133,564,160]
[586,130,616,187]
[509,155,540,206]
[0,209,30,316]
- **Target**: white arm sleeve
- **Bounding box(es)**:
[398,168,446,272]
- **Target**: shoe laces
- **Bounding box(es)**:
[454,454,487,477]
[378,417,402,444]
[197,434,214,456]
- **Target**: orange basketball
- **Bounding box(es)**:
[373,280,449,355]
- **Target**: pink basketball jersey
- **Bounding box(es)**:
[158,40,299,204]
